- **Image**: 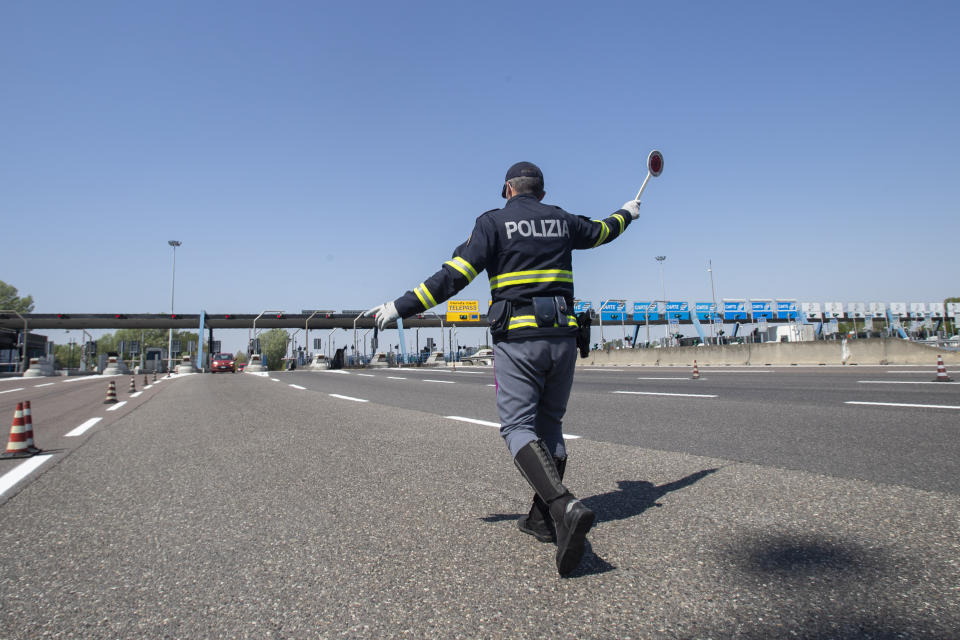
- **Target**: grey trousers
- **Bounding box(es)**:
[493,336,578,460]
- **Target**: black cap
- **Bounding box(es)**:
[502,161,543,198]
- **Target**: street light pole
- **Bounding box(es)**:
[167,240,181,374]
[708,259,718,343]
[655,256,667,343]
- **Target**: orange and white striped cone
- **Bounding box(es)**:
[933,355,953,382]
[692,360,701,380]
[22,400,41,454]
[104,381,118,404]
[1,402,32,459]
[128,376,136,393]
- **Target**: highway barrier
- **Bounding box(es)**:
[1,402,31,459]
[578,338,960,367]
[104,381,118,404]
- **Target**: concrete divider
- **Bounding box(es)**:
[577,339,960,367]
[22,357,55,378]
[422,352,445,367]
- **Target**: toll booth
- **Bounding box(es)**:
[723,299,748,321]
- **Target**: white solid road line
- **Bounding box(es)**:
[33,382,55,388]
[106,401,127,412]
[65,417,103,437]
[329,393,368,403]
[444,416,581,439]
[858,380,959,385]
[636,377,690,380]
[696,370,773,373]
[130,391,143,398]
[486,384,496,387]
[424,379,456,384]
[613,391,718,398]
[887,371,940,374]
[0,388,25,395]
[357,374,375,377]
[387,376,407,380]
[846,401,960,410]
[271,378,280,382]
[289,384,307,390]
[0,454,53,497]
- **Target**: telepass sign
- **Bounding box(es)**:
[447,300,480,322]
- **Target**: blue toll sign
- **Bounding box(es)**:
[573,300,592,315]
[600,300,627,322]
[750,299,774,320]
[723,299,748,321]
[695,302,719,322]
[776,300,798,320]
[666,301,690,322]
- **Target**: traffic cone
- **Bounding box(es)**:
[692,360,701,380]
[22,400,41,454]
[143,375,148,388]
[1,403,31,459]
[104,381,118,404]
[152,370,157,382]
[128,376,136,393]
[933,355,953,382]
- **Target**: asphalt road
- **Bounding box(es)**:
[274,364,960,495]
[0,367,956,638]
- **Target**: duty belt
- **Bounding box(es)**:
[507,303,579,331]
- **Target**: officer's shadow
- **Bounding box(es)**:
[482,468,719,577]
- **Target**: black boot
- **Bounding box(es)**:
[517,457,566,543]
[514,440,595,575]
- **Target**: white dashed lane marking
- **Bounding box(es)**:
[0,388,25,395]
[329,393,368,403]
[613,391,718,398]
[858,380,958,385]
[424,379,455,384]
[32,383,55,388]
[445,416,580,439]
[289,384,307,390]
[106,401,127,411]
[845,401,960,410]
[387,376,407,380]
[65,417,103,437]
[357,374,375,378]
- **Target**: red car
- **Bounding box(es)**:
[211,353,236,373]
[237,362,247,372]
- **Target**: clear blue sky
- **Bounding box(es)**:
[3,2,957,351]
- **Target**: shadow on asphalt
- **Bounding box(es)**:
[480,468,718,578]
[581,467,719,524]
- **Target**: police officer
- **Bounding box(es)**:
[366,161,640,575]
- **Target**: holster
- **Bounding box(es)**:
[576,311,592,358]
[488,300,512,340]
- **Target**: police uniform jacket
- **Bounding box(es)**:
[393,194,633,340]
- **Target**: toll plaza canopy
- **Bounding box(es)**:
[0,312,801,331]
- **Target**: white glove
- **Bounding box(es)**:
[364,301,399,331]
[621,200,641,220]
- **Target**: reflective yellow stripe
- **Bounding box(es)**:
[418,282,437,307]
[489,269,573,288]
[414,287,429,309]
[491,276,574,289]
[444,258,477,283]
[612,213,625,234]
[452,257,477,280]
[592,221,610,247]
[507,315,579,330]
